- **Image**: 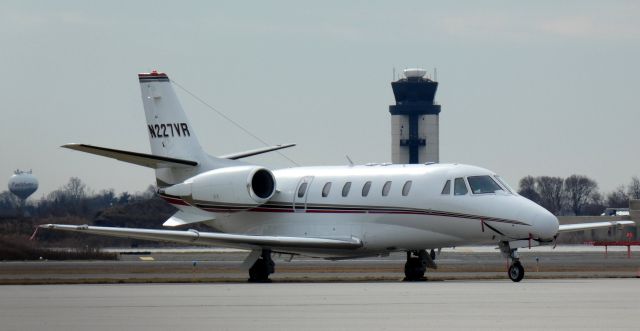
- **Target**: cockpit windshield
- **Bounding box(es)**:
[494,175,516,194]
[467,176,503,194]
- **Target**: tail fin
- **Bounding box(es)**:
[139,71,206,162]
[139,71,237,186]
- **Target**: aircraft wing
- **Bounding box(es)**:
[63,144,198,168]
[39,224,363,250]
[558,220,635,233]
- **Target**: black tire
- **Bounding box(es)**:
[508,262,525,282]
[248,259,271,282]
[404,257,426,281]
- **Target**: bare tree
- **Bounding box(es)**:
[518,176,540,204]
[606,186,629,208]
[536,176,564,215]
[64,177,87,201]
[564,175,598,216]
[628,176,640,200]
[582,192,606,216]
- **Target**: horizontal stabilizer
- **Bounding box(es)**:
[39,224,363,250]
[63,144,198,169]
[163,210,216,227]
[218,143,296,160]
[558,220,636,233]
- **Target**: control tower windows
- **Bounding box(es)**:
[454,178,468,196]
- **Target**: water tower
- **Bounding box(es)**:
[389,68,441,164]
[8,170,39,202]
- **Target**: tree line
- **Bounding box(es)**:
[0,177,179,259]
[518,175,640,216]
[0,177,157,218]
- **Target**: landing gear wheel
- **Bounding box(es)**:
[248,250,275,283]
[403,251,428,281]
[404,257,426,281]
[508,262,525,282]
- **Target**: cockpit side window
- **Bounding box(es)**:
[494,175,515,194]
[441,180,451,195]
[467,176,503,194]
[454,177,468,196]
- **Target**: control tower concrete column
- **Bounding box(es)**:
[389,68,441,164]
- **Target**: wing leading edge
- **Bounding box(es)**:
[558,220,635,233]
[39,224,363,250]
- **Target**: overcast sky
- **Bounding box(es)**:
[2,1,639,199]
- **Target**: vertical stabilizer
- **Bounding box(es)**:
[138,71,236,186]
[139,71,205,161]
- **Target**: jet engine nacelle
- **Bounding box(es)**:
[164,165,276,209]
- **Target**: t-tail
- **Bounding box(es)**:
[138,71,238,187]
[62,71,295,189]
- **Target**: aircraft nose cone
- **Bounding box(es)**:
[532,207,559,240]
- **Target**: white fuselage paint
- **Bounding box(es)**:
[173,163,559,258]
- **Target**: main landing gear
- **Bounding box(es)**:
[404,249,437,281]
[248,249,275,282]
[500,242,525,282]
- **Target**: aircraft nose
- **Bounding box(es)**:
[531,206,559,240]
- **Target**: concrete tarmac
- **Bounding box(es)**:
[1,279,639,331]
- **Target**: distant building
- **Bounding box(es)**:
[389,68,440,164]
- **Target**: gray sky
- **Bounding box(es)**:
[2,1,639,199]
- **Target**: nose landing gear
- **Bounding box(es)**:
[500,242,525,282]
[508,261,525,282]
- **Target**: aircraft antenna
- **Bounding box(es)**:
[171,80,300,166]
[345,155,354,166]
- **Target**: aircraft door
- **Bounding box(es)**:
[293,176,314,212]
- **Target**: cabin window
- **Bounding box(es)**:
[402,181,412,196]
[362,181,372,197]
[382,181,392,196]
[297,182,308,198]
[441,180,451,195]
[322,182,332,197]
[467,176,503,194]
[454,178,468,196]
[342,182,352,197]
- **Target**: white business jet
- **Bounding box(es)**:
[41,71,635,282]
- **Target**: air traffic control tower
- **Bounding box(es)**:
[389,68,441,164]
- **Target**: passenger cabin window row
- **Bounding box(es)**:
[317,180,413,198]
[441,175,511,196]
